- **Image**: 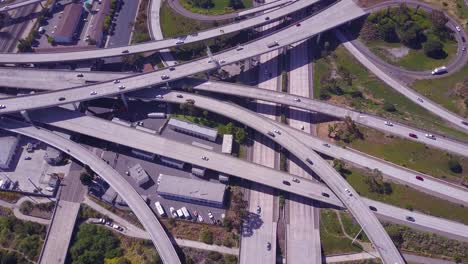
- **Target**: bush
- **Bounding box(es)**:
[199,227,213,244]
[80,172,93,185]
[383,101,396,112]
[207,251,222,261]
[423,39,445,58]
[448,159,463,173]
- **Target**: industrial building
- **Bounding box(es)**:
[86,0,111,46]
[157,175,226,208]
[221,134,233,154]
[128,163,151,187]
[44,146,63,165]
[167,118,218,142]
[51,2,83,43]
[0,134,19,169]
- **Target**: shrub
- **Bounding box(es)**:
[200,227,213,244]
[80,172,93,185]
[448,159,463,173]
[383,101,396,112]
[423,39,445,58]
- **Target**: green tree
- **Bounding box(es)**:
[383,101,396,112]
[448,159,463,173]
[235,128,246,144]
[80,172,93,186]
[423,39,445,58]
[229,0,244,9]
[17,38,33,53]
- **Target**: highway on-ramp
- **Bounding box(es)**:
[335,30,468,133]
[0,117,182,264]
[0,0,44,12]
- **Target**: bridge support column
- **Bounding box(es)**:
[20,110,33,124]
[72,102,80,111]
[120,94,129,109]
[316,33,321,44]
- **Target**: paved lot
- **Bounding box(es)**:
[1,137,70,195]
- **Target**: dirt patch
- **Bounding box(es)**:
[384,46,410,59]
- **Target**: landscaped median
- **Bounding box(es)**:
[178,0,252,16]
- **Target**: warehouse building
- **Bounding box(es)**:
[157,175,226,208]
[128,163,150,187]
[51,2,83,43]
[167,118,218,142]
[0,134,19,169]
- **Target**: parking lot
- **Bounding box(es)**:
[1,137,70,195]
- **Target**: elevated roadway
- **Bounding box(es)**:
[143,92,406,263]
[0,0,367,114]
[335,30,468,133]
[0,117,182,264]
[21,106,343,207]
[0,0,44,13]
[0,0,323,64]
[9,107,468,243]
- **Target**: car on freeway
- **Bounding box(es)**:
[24,156,31,160]
[267,242,271,251]
[76,73,84,77]
[462,121,468,126]
[417,97,424,103]
[296,23,301,27]
[274,129,281,135]
[45,186,55,192]
[282,180,291,186]
[113,79,120,84]
[345,188,352,196]
[384,121,393,126]
[202,156,209,161]
[267,131,275,137]
[118,85,125,90]
[415,175,424,181]
[425,133,436,140]
[161,75,170,80]
[463,46,466,52]
[219,60,226,64]
[369,206,377,212]
[169,67,175,71]
[406,216,415,222]
[256,205,261,214]
[323,143,331,148]
[294,98,301,102]
[265,16,270,20]
[0,105,5,109]
[90,91,97,95]
[292,178,300,183]
[456,26,461,32]
[121,49,129,54]
[409,133,418,139]
[176,94,183,98]
[321,192,330,198]
[236,46,243,51]
[176,40,184,45]
[306,158,313,165]
[58,97,66,101]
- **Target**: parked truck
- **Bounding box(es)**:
[431,66,447,75]
[267,41,279,48]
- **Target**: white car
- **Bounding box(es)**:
[256,206,261,214]
[425,133,436,139]
[118,85,125,90]
[456,26,461,32]
[345,188,352,196]
[294,98,301,102]
[90,91,97,95]
[197,214,203,222]
[384,121,393,126]
[274,129,281,134]
[208,211,214,219]
[0,104,6,109]
[155,95,163,99]
[113,80,120,84]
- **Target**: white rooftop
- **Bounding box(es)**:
[0,134,19,167]
[157,175,225,204]
[168,118,218,139]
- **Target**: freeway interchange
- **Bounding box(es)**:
[0,0,467,263]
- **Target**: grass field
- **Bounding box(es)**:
[368,40,458,71]
[179,0,252,15]
[412,63,468,118]
[314,44,468,141]
[345,167,468,225]
[343,126,468,182]
[320,209,364,255]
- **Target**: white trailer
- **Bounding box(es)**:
[181,207,191,219]
[154,201,166,217]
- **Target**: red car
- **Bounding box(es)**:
[409,133,418,139]
[415,176,424,181]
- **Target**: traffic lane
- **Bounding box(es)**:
[0,118,182,264]
[0,0,323,63]
[0,0,366,113]
[23,106,343,207]
[192,81,468,157]
[365,198,468,243]
[160,93,405,263]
